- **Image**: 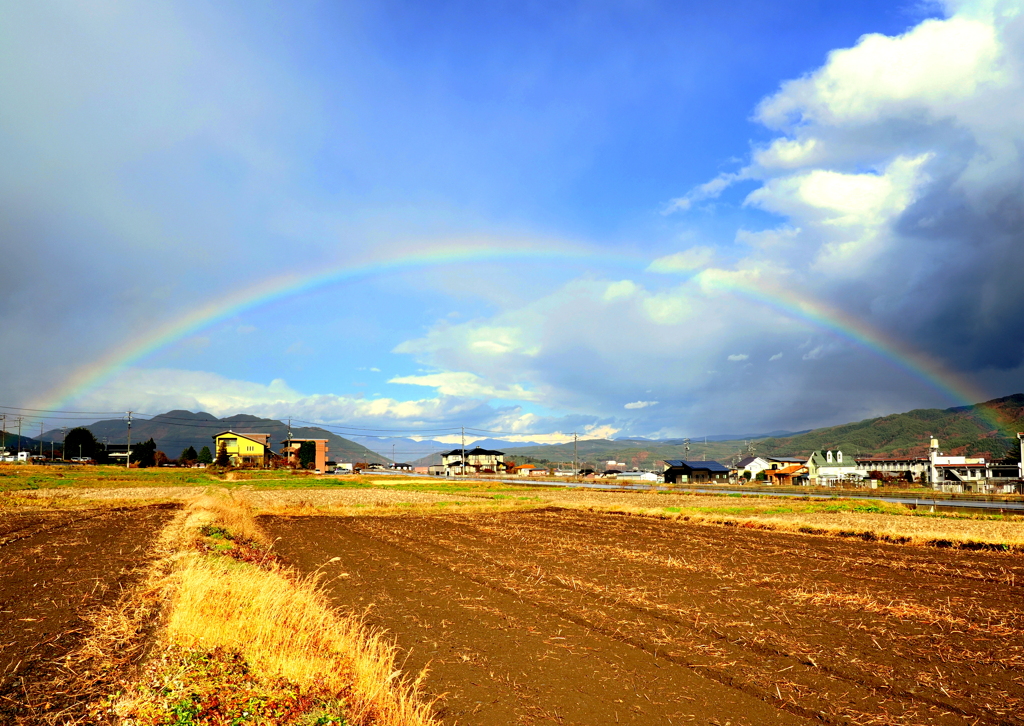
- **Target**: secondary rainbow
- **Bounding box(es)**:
[35,247,1004,434]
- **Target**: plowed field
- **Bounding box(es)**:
[0,504,176,720]
[263,508,1024,726]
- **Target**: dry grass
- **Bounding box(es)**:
[111,491,438,726]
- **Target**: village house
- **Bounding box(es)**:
[212,431,271,467]
[280,437,329,472]
[616,470,660,482]
[854,454,929,483]
[662,460,730,484]
[806,450,862,486]
[437,446,506,476]
[763,464,807,486]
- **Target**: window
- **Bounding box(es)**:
[837,451,843,463]
[826,451,833,463]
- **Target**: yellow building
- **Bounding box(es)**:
[212,431,271,467]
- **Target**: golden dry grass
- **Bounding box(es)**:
[111,491,438,726]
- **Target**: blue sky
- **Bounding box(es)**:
[3,0,1023,443]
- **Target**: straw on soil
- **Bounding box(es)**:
[110,492,439,726]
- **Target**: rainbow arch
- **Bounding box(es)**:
[34,245,1004,434]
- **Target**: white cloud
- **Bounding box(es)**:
[389,371,540,401]
[647,246,715,273]
[769,353,783,361]
[624,400,658,409]
[727,354,749,361]
[756,16,1003,128]
[603,280,639,301]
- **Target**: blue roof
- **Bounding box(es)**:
[664,459,729,472]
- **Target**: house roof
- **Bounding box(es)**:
[213,431,271,446]
[767,464,806,476]
[735,456,758,468]
[443,447,505,457]
[768,456,804,463]
[664,459,730,473]
[808,450,856,468]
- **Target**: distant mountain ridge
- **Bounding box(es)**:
[414,394,1024,470]
[41,410,389,464]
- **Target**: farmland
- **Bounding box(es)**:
[2,466,1024,724]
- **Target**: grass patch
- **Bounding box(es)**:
[107,492,438,726]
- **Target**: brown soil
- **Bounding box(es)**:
[262,508,1024,726]
[0,504,177,720]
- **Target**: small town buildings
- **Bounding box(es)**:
[855,454,929,483]
[763,464,807,486]
[390,462,413,471]
[662,460,730,484]
[616,470,660,482]
[735,456,805,479]
[438,447,506,476]
[806,450,862,486]
[280,437,329,472]
[212,431,271,467]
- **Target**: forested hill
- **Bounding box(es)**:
[41,410,389,464]
[755,394,1024,461]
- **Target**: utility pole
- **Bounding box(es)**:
[16,417,23,456]
[40,422,44,459]
[461,426,466,478]
[573,432,578,483]
[61,427,68,461]
[683,437,690,462]
[1,414,5,453]
[392,442,396,468]
[704,436,707,462]
[125,411,133,469]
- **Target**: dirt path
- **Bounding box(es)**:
[0,504,176,719]
[264,508,1024,726]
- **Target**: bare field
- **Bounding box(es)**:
[264,508,1024,726]
[0,504,177,721]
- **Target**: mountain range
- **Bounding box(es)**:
[13,394,1024,469]
[39,410,389,464]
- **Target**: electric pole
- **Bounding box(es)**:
[461,426,466,478]
[16,417,23,456]
[39,422,44,459]
[125,411,133,469]
[1,414,5,453]
[683,437,690,462]
[61,427,68,461]
[573,432,578,483]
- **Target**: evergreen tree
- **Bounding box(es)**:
[216,440,230,467]
[64,427,99,460]
[197,446,213,464]
[298,440,317,469]
[134,438,157,468]
[179,445,198,463]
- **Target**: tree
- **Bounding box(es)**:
[179,446,198,464]
[135,438,157,468]
[216,440,230,467]
[64,427,99,460]
[154,450,169,467]
[197,446,213,465]
[298,440,316,469]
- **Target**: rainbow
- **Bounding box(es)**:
[35,241,624,413]
[700,272,1010,435]
[34,245,1006,434]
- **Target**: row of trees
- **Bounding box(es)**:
[58,428,321,470]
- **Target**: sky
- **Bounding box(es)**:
[2,0,1024,446]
